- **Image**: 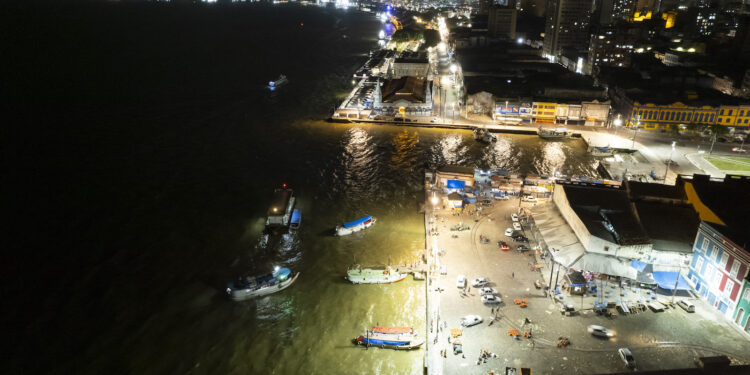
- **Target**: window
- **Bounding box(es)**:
[744,288,750,302]
[714,246,720,262]
[724,279,734,298]
[721,253,729,268]
[703,238,710,252]
[713,270,722,286]
[731,261,740,279]
[695,257,704,274]
[710,114,714,122]
[670,112,676,121]
[660,112,665,120]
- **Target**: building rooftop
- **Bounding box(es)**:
[634,201,700,253]
[625,180,685,201]
[394,51,428,64]
[561,184,651,246]
[381,77,427,103]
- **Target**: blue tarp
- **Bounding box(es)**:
[446,180,466,189]
[343,216,372,229]
[652,271,691,290]
[630,260,648,272]
[291,209,301,225]
[464,197,477,204]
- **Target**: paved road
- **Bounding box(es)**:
[425,192,750,375]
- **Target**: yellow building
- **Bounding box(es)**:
[627,102,750,130]
[532,102,557,124]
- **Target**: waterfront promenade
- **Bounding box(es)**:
[422,177,750,374]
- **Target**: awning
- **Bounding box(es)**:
[571,253,637,280]
[630,260,648,272]
[446,180,466,189]
[652,271,691,290]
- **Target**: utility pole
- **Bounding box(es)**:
[671,265,681,304]
[709,132,717,155]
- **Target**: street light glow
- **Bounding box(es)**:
[449,64,457,73]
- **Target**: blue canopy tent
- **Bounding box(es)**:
[446,180,466,190]
[652,271,691,290]
[630,260,648,272]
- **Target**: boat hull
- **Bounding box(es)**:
[346,270,408,284]
[228,272,299,301]
[335,217,376,236]
[353,336,424,350]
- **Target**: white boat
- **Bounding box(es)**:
[267,74,288,90]
[226,266,299,301]
[474,128,497,143]
[538,126,573,140]
[353,327,423,350]
[346,265,408,284]
[335,215,376,236]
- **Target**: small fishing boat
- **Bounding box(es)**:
[335,215,376,236]
[591,146,614,157]
[266,185,296,230]
[346,265,407,284]
[353,327,424,350]
[267,74,288,90]
[538,126,572,140]
[474,128,497,143]
[226,266,299,301]
[289,209,301,230]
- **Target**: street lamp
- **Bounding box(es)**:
[664,140,676,182]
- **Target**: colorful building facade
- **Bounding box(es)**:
[495,100,610,126]
[627,102,750,130]
[688,222,750,330]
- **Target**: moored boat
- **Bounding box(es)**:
[538,126,573,140]
[352,327,423,350]
[335,215,376,236]
[346,266,407,284]
[266,185,296,231]
[474,128,497,143]
[267,74,288,90]
[591,146,614,157]
[226,266,300,301]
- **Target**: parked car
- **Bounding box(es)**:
[511,213,519,222]
[517,245,530,252]
[495,195,510,200]
[460,315,483,327]
[588,325,615,338]
[513,235,528,242]
[471,277,490,287]
[522,195,537,202]
[456,274,467,288]
[513,222,522,231]
[481,199,492,206]
[732,147,747,153]
[504,228,514,236]
[677,300,695,313]
[480,287,498,295]
[618,348,636,368]
[481,294,502,304]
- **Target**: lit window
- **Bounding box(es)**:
[713,270,722,286]
[721,253,729,268]
[724,279,734,298]
[695,257,705,274]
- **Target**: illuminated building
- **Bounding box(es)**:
[586,27,635,75]
[684,174,750,332]
[542,0,593,59]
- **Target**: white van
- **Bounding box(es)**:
[677,300,695,313]
[456,274,466,288]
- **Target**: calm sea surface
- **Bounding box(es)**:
[4,3,598,374]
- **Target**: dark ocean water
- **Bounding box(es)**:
[3,3,597,374]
